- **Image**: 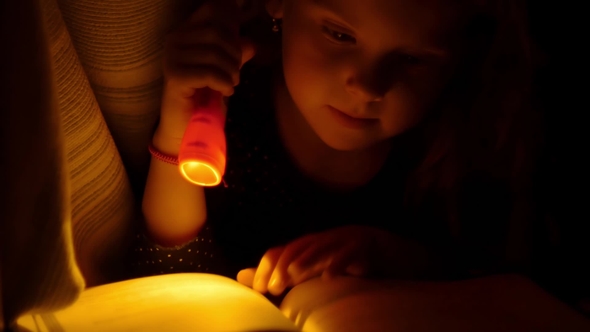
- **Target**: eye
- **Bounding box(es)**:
[322,26,356,44]
[401,54,422,65]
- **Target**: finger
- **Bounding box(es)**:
[188,1,240,27]
[239,38,256,68]
[268,236,315,296]
[253,246,284,294]
[167,44,241,84]
[169,26,242,66]
[166,65,235,97]
[288,260,329,286]
[287,242,334,284]
[323,242,364,279]
[345,261,370,277]
[237,267,257,287]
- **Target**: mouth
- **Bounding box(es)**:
[327,106,378,130]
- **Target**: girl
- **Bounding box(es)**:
[134,0,554,300]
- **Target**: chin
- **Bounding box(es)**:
[316,130,378,152]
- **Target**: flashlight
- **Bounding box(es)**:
[178,88,226,186]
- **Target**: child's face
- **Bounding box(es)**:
[274,0,465,151]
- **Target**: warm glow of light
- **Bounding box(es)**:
[17,273,299,331]
[179,160,221,186]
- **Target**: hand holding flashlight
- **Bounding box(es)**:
[158,1,255,186]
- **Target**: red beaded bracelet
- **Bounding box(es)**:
[148,143,179,166]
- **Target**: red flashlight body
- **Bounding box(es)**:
[178,88,226,186]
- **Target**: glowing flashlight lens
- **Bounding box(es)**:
[180,161,221,186]
[178,88,226,186]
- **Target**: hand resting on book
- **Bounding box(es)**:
[237,225,431,295]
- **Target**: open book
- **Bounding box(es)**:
[17,273,300,332]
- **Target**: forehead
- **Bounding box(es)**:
[305,0,465,49]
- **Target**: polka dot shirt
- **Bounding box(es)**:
[132,225,226,276]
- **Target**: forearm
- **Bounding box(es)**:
[282,274,590,332]
[142,129,207,246]
[376,231,459,280]
[430,274,590,331]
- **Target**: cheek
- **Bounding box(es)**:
[281,24,340,104]
[380,71,449,136]
[280,0,358,86]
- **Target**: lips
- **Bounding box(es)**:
[327,106,378,130]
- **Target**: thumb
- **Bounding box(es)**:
[237,267,257,287]
[239,38,256,68]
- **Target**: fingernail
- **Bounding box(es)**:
[270,276,279,287]
[254,276,262,289]
[269,276,285,295]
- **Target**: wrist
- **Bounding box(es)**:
[152,126,183,156]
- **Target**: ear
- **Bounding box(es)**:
[266,0,284,19]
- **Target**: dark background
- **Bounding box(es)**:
[527,0,588,301]
[528,1,584,231]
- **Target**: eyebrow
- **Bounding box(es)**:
[309,0,357,29]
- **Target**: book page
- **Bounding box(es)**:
[16,273,299,332]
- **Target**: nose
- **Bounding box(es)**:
[344,53,399,103]
[344,76,385,102]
